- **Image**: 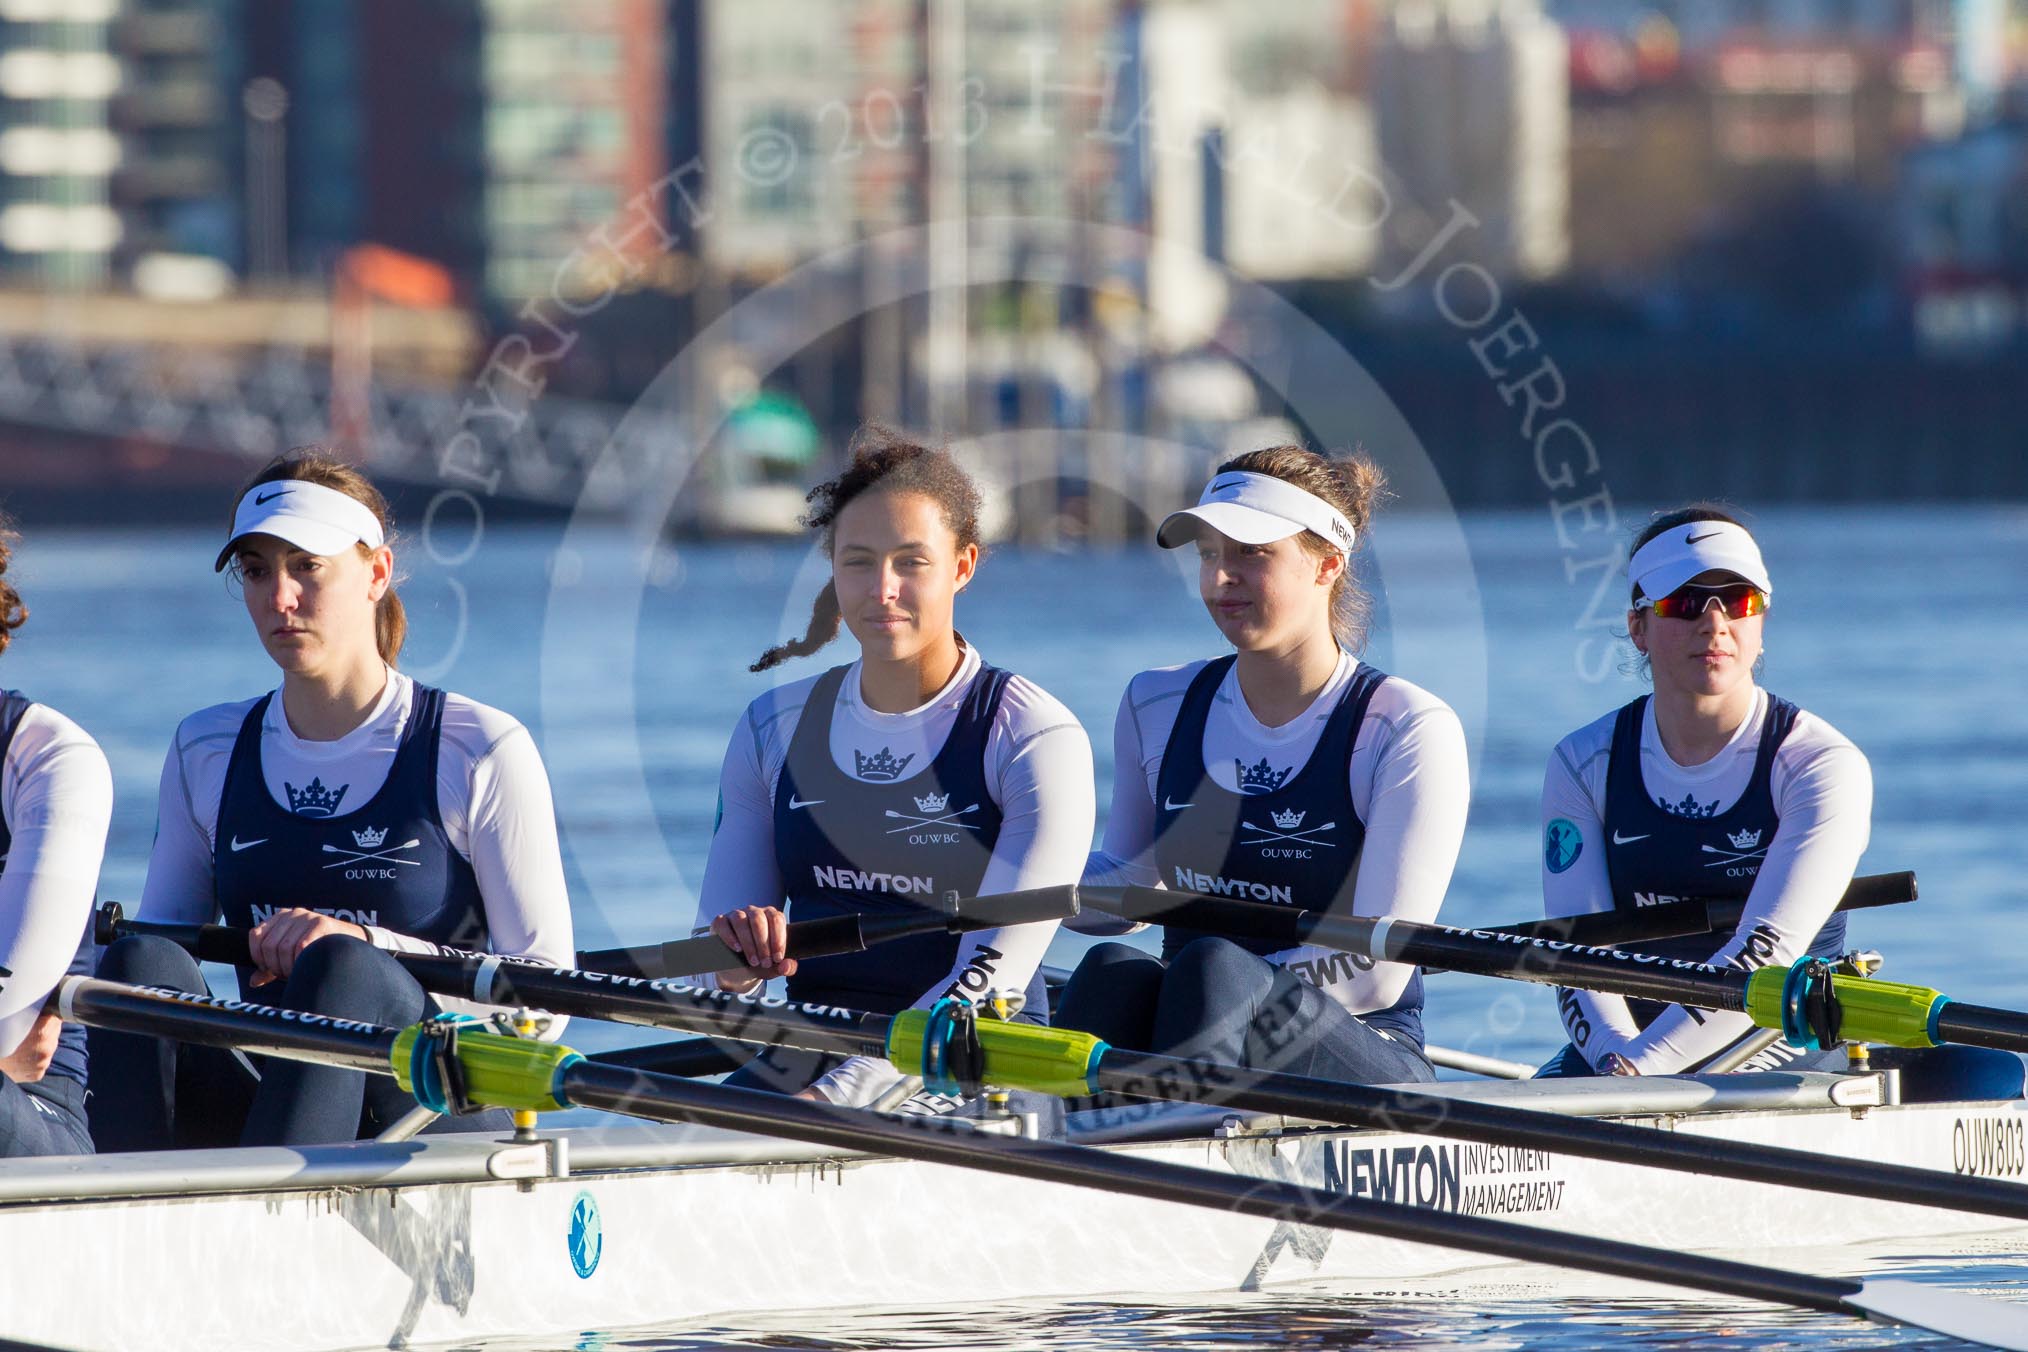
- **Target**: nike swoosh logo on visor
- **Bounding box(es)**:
[253,490,287,506]
[230,836,267,851]
[1611,831,1650,845]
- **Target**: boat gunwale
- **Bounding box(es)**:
[0,1072,2019,1211]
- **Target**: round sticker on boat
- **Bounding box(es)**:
[1544,818,1582,874]
[568,1190,602,1279]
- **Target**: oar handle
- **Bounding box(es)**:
[576,914,867,981]
[576,884,1078,981]
[103,885,1078,986]
[95,903,252,967]
[1487,870,1917,946]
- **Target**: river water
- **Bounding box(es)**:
[4,504,2024,1347]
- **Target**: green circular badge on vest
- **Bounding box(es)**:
[1544,818,1583,874]
[567,1190,602,1279]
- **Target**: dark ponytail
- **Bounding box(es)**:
[751,581,843,673]
[751,425,982,673]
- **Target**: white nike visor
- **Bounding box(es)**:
[1627,520,1772,603]
[215,480,386,572]
[1156,471,1357,555]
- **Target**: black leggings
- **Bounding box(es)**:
[88,932,509,1150]
[0,1073,92,1158]
[1056,937,1434,1085]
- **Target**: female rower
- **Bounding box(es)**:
[90,451,575,1149]
[697,427,1093,1109]
[1536,509,2021,1095]
[1056,447,1468,1085]
[0,522,112,1157]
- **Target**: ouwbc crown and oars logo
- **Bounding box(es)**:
[320,824,423,872]
[1242,804,1337,849]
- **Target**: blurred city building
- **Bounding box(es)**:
[243,0,487,285]
[1901,118,2028,348]
[701,0,915,276]
[2,0,2027,523]
[1373,0,1572,284]
[0,0,123,289]
[109,0,238,294]
[1211,0,1380,284]
[479,0,667,299]
[1552,0,2017,290]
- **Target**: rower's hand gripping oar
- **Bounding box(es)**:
[1482,869,1914,947]
[95,886,1081,985]
[47,974,2028,1350]
[574,883,1080,980]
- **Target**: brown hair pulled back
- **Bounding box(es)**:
[751,425,983,672]
[234,449,406,665]
[0,515,26,659]
[1214,445,1388,652]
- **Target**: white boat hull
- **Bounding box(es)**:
[4,1081,2025,1351]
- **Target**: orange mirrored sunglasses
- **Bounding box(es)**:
[1641,583,1768,621]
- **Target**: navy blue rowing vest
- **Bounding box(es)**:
[0,691,92,1086]
[1152,656,1423,1045]
[1602,693,1847,967]
[773,663,1047,1019]
[212,685,487,995]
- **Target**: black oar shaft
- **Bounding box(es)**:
[1361,918,1749,1009]
[1936,1003,2028,1056]
[419,948,2028,1226]
[1094,886,2028,1058]
[96,913,2028,1227]
[57,977,396,1074]
[1487,870,1914,946]
[1101,885,1753,1011]
[400,952,891,1059]
[587,1037,743,1078]
[104,884,1078,987]
[554,1058,1862,1317]
[1093,1049,2028,1223]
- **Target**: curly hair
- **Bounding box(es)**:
[0,515,26,659]
[751,425,984,672]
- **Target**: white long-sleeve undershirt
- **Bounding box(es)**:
[1540,688,1872,1073]
[1080,652,1469,1017]
[698,642,1093,1108]
[140,669,575,1031]
[0,702,112,1060]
